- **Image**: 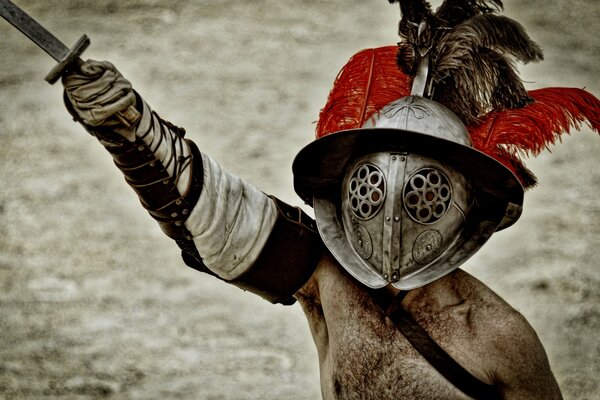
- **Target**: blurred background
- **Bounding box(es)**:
[0,0,598,399]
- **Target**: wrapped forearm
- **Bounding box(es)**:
[62,61,322,304]
[95,107,321,304]
[120,98,283,282]
[67,94,204,253]
[186,152,278,280]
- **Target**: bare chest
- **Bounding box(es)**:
[318,317,473,400]
[296,273,476,400]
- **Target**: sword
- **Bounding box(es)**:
[0,0,140,126]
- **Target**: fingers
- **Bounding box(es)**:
[88,91,136,125]
[63,59,135,127]
[63,60,114,89]
[66,76,131,107]
[63,61,131,102]
[79,59,115,76]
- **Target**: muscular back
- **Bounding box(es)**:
[295,253,562,400]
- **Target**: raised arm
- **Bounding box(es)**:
[62,60,322,304]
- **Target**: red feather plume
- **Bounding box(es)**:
[317,47,600,190]
[316,46,412,138]
[469,87,600,188]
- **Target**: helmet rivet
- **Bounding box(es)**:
[383,274,389,280]
[386,217,391,222]
[400,156,406,161]
[394,216,400,222]
[392,156,397,160]
[426,244,432,251]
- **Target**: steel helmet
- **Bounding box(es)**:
[293,47,524,290]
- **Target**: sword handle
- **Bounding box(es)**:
[115,104,141,128]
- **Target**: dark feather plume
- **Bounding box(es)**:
[389,0,437,75]
[388,0,432,39]
[436,0,503,26]
[390,0,543,124]
[432,13,543,123]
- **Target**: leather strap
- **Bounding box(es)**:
[229,197,322,305]
[385,295,501,400]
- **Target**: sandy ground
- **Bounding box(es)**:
[0,0,598,399]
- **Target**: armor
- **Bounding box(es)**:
[294,95,524,290]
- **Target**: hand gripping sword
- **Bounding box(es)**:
[0,0,140,126]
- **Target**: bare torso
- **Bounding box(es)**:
[295,253,562,400]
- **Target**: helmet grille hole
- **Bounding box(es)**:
[404,168,452,224]
[429,172,440,185]
[361,203,371,215]
[435,203,446,215]
[348,163,386,220]
[412,175,425,189]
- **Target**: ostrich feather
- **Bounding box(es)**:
[435,14,543,65]
[468,87,600,187]
[316,46,411,138]
[390,1,543,125]
[387,0,432,39]
[435,0,503,26]
[432,47,533,125]
[431,13,543,124]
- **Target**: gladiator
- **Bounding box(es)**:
[7,0,600,399]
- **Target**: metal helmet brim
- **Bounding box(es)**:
[293,127,524,219]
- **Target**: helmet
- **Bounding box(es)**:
[293,95,524,290]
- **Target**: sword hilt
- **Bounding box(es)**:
[44,34,90,84]
[45,34,141,127]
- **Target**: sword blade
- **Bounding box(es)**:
[0,0,69,61]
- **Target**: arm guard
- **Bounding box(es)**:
[183,195,323,305]
[65,93,321,304]
[65,93,207,265]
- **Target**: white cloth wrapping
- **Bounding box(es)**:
[185,153,278,280]
[133,99,276,279]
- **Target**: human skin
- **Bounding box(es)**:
[295,252,563,399]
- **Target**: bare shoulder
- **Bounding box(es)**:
[410,269,563,399]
